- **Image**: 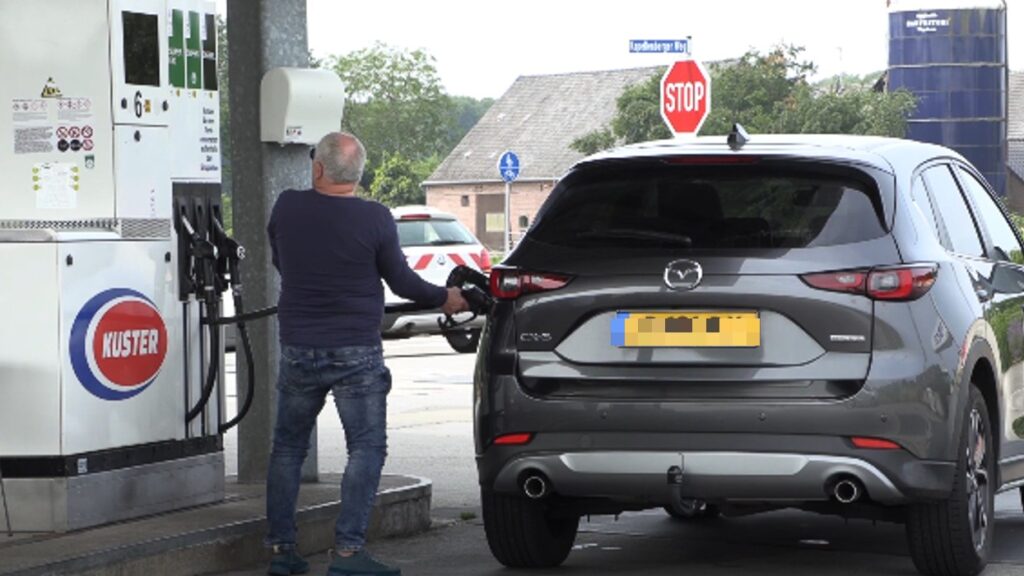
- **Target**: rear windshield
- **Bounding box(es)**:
[528,163,886,250]
[397,218,476,247]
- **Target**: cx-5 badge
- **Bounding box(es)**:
[664,259,703,291]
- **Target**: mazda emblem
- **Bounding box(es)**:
[664,259,703,291]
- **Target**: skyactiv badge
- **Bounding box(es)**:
[70,288,168,401]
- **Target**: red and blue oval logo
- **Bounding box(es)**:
[70,288,168,401]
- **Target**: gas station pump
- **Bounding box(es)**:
[0,0,286,533]
[0,0,485,534]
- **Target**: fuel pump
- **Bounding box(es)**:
[0,0,281,533]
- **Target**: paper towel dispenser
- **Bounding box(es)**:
[260,67,345,145]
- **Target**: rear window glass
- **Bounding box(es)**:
[397,218,476,247]
[528,163,886,250]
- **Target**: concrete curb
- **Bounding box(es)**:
[2,476,432,576]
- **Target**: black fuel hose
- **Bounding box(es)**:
[219,292,254,434]
[199,296,471,433]
[185,297,220,424]
[203,306,278,326]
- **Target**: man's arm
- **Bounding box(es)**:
[377,215,448,307]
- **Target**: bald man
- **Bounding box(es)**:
[264,132,466,576]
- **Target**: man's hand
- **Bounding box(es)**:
[442,287,470,316]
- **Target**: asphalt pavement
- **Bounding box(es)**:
[220,491,1024,576]
[218,337,1024,576]
[223,336,478,509]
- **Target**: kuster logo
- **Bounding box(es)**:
[70,288,168,401]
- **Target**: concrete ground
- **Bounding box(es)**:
[223,336,478,510]
[221,491,1024,576]
[0,475,428,576]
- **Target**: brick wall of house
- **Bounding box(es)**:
[425,180,558,251]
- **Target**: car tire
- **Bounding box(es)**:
[445,329,481,354]
[906,384,994,576]
[481,490,579,568]
[664,497,720,521]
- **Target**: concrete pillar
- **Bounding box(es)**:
[227,0,317,483]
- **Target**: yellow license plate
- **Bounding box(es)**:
[611,311,760,348]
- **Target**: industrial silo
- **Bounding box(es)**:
[888,0,1008,195]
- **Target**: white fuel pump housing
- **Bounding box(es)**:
[260,67,346,145]
[0,0,225,533]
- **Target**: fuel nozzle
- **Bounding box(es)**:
[180,213,219,307]
[438,265,493,331]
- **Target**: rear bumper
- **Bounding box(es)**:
[487,449,946,505]
[476,430,957,507]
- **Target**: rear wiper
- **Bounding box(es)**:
[428,239,468,246]
[576,228,693,247]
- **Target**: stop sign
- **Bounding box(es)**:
[660,60,711,135]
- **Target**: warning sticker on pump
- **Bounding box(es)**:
[57,98,92,123]
[15,127,54,154]
[11,99,48,125]
[33,162,78,210]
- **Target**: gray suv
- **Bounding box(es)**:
[475,132,1024,576]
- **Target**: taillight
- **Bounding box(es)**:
[493,432,533,446]
[866,267,937,301]
[850,437,901,450]
[489,267,571,300]
[801,270,867,295]
[399,213,432,220]
[800,264,937,302]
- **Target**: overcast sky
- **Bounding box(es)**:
[220,0,1023,100]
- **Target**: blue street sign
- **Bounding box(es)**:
[498,151,520,183]
[629,38,691,54]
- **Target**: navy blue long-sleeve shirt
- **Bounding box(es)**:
[268,189,447,348]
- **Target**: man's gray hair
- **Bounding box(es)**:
[314,132,366,184]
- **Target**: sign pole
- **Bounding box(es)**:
[497,150,520,253]
[504,180,511,252]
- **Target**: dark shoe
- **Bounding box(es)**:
[326,550,401,576]
[268,546,310,576]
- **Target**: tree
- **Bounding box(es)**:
[368,153,438,207]
[450,95,495,146]
[325,43,493,206]
[572,46,915,156]
[327,43,458,189]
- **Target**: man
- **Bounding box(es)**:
[265,132,467,576]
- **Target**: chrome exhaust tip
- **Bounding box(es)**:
[832,478,862,504]
[523,475,549,499]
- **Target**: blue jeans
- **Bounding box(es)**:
[266,345,390,552]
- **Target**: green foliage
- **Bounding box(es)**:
[611,74,672,144]
[571,75,670,155]
[1009,212,1024,234]
[570,128,616,155]
[367,153,441,207]
[451,95,495,136]
[573,45,915,155]
[325,43,491,197]
[701,45,816,135]
[775,88,917,136]
[327,43,456,186]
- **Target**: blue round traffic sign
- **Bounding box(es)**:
[498,151,520,183]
